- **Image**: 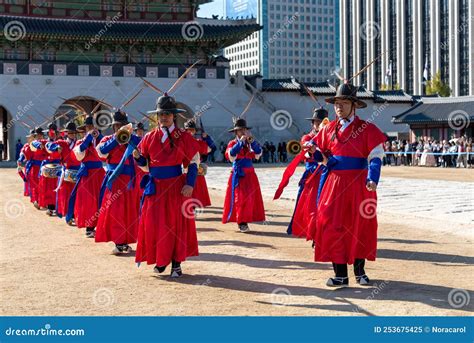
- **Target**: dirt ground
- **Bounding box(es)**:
[0,168,473,316]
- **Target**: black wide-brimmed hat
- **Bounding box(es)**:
[228,118,252,132]
[112,110,129,125]
[325,82,367,109]
[306,107,329,121]
[77,115,95,131]
[48,123,58,131]
[147,95,186,115]
[184,119,197,130]
[26,129,36,137]
[134,121,146,131]
[35,127,45,135]
[60,121,78,133]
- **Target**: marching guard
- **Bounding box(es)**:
[35,123,62,216]
[95,111,140,255]
[24,127,47,209]
[17,129,36,197]
[53,122,81,222]
[222,118,265,232]
[183,119,216,207]
[133,95,200,277]
[66,115,105,238]
[310,82,386,287]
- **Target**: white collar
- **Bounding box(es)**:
[161,124,175,143]
[339,115,355,132]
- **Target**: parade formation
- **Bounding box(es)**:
[15,63,386,286]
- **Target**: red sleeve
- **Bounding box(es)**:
[225,140,236,161]
[315,125,330,152]
[138,131,150,160]
[197,139,209,155]
[300,134,313,145]
[182,131,200,163]
[364,123,387,154]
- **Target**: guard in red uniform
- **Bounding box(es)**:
[53,122,80,222]
[35,123,62,216]
[286,108,328,238]
[134,95,200,277]
[66,115,105,238]
[17,129,36,197]
[311,82,386,287]
[25,127,47,210]
[222,118,265,232]
[183,119,216,208]
[95,111,140,255]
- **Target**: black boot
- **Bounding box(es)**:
[85,227,95,238]
[238,222,249,233]
[171,260,182,278]
[354,258,370,285]
[154,265,167,274]
[327,263,348,287]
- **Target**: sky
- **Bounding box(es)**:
[197,0,225,18]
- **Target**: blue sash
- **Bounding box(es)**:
[227,158,253,221]
[316,155,368,204]
[98,163,135,207]
[65,161,103,223]
[139,165,183,210]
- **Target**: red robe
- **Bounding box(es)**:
[23,143,46,204]
[222,139,265,224]
[135,127,200,267]
[72,135,105,228]
[311,116,386,264]
[37,139,62,208]
[56,139,81,218]
[288,131,323,239]
[191,138,211,207]
[95,135,139,245]
[19,143,30,197]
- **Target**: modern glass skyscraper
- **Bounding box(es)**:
[224,0,338,82]
[339,0,473,96]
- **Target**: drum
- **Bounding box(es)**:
[64,168,79,183]
[198,163,208,176]
[41,163,61,178]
